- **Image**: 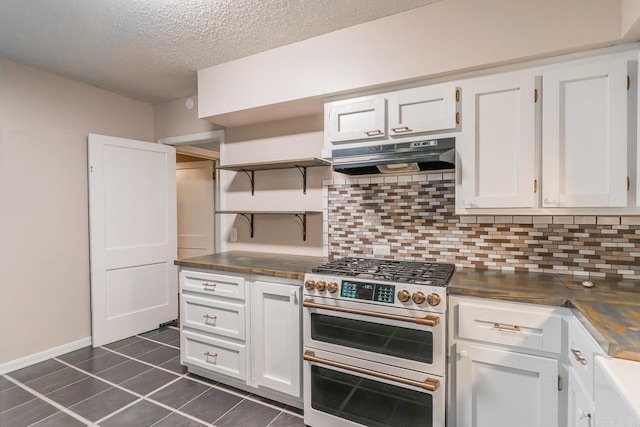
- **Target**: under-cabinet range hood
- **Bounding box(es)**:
[331,137,455,175]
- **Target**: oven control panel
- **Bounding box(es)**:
[303,273,446,312]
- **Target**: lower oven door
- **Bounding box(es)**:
[303,348,445,427]
[303,297,445,375]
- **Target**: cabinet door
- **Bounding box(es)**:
[568,372,595,427]
[542,59,628,208]
[251,281,301,397]
[455,343,559,427]
[327,97,386,143]
[387,83,459,136]
[459,73,539,208]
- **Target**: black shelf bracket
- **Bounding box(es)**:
[241,170,256,195]
[294,213,308,241]
[295,166,308,194]
[238,213,255,238]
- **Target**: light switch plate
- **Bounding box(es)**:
[372,244,391,256]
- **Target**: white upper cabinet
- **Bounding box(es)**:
[387,83,460,137]
[327,96,387,143]
[325,82,460,148]
[459,72,540,209]
[542,59,629,208]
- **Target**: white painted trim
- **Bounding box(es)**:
[157,130,224,146]
[0,336,91,374]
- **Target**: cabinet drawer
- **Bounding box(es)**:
[181,269,245,300]
[182,295,245,340]
[181,330,246,381]
[566,315,605,398]
[456,298,563,353]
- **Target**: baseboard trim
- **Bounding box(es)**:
[0,337,92,375]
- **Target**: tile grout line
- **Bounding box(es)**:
[54,355,214,427]
[99,345,186,377]
[2,373,96,427]
[135,334,180,350]
[211,397,246,426]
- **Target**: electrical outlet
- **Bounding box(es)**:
[372,245,391,256]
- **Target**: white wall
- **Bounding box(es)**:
[219,115,330,256]
[199,0,625,126]
[0,57,154,365]
[153,95,219,141]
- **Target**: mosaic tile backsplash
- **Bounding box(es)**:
[325,173,640,279]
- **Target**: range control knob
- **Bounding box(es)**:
[315,280,327,292]
[304,280,316,290]
[397,290,411,302]
[412,291,426,305]
[427,293,441,306]
[327,282,339,293]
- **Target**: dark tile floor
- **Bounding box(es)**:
[0,327,304,427]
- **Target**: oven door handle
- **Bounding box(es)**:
[304,350,440,391]
[303,298,440,326]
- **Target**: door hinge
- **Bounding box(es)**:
[534,88,539,103]
[558,375,563,391]
[534,179,538,193]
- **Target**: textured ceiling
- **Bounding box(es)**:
[0,0,440,104]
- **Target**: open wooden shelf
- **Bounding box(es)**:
[217,157,331,195]
[215,211,322,241]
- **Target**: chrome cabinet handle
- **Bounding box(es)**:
[202,282,217,290]
[304,350,439,391]
[364,129,383,137]
[203,314,217,321]
[571,348,588,365]
[204,351,218,361]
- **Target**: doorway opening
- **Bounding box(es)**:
[158,130,223,258]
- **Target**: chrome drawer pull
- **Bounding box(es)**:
[203,314,217,321]
[364,129,383,136]
[202,282,217,290]
[304,350,439,391]
[204,351,218,359]
[571,348,588,365]
[493,322,521,332]
[303,299,440,327]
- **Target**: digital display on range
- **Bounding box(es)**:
[341,280,395,303]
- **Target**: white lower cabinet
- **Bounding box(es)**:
[450,296,565,427]
[179,268,302,406]
[567,371,594,427]
[454,342,559,427]
[182,330,247,379]
[250,281,301,397]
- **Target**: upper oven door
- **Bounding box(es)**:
[303,297,445,375]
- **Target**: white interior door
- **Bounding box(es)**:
[176,160,214,259]
[88,133,177,347]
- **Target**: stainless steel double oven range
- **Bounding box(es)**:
[302,257,455,427]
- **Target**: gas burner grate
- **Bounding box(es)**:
[311,257,455,286]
